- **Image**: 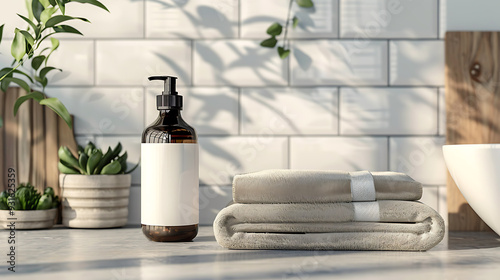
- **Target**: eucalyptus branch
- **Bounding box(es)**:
[259,0,314,59]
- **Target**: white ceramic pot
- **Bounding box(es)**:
[59,174,131,228]
[443,144,500,236]
[0,209,57,229]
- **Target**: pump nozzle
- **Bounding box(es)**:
[148,76,183,110]
[148,76,178,95]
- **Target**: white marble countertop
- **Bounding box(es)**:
[1,226,500,280]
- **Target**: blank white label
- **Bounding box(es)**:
[141,143,199,226]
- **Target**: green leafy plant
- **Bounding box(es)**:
[58,142,139,175]
[260,0,314,59]
[0,0,109,128]
[0,184,60,210]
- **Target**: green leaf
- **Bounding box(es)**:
[2,77,31,93]
[293,16,299,29]
[50,37,60,50]
[32,0,45,22]
[56,0,65,15]
[295,0,314,8]
[1,79,10,92]
[11,29,27,62]
[48,0,56,6]
[32,55,46,70]
[40,7,58,24]
[71,0,110,12]
[277,47,290,59]
[0,24,4,45]
[100,161,122,175]
[39,97,72,129]
[266,22,283,36]
[19,31,35,46]
[39,0,50,8]
[52,25,83,35]
[45,15,90,28]
[0,68,34,83]
[41,77,48,88]
[17,14,37,31]
[14,91,45,116]
[39,66,61,80]
[260,37,277,48]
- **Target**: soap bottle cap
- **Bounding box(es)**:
[148,76,183,110]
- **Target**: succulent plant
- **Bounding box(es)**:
[58,142,138,175]
[0,184,59,210]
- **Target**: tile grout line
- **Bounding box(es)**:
[93,40,97,86]
[143,0,146,38]
[436,0,440,39]
[387,136,391,171]
[238,0,241,38]
[387,39,390,86]
[191,40,195,86]
[436,87,440,136]
[337,87,341,136]
[238,87,242,135]
[287,136,291,169]
[337,0,341,38]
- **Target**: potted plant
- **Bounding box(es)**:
[58,142,138,228]
[0,183,60,229]
[0,0,109,128]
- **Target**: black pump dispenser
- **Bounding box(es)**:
[148,76,183,110]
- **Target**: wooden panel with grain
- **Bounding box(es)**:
[445,31,499,231]
[31,101,46,194]
[0,90,5,191]
[45,108,59,196]
[0,88,77,198]
[3,88,21,192]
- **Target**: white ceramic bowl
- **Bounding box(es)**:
[443,144,500,235]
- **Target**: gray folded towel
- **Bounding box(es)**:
[233,170,422,203]
[214,201,445,251]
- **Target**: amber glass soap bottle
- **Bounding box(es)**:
[141,76,199,242]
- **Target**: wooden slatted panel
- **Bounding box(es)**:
[445,31,498,231]
[0,88,77,199]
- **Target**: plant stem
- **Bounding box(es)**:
[282,0,294,49]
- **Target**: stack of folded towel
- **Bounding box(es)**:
[213,170,445,251]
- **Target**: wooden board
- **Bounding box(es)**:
[3,89,20,190]
[445,31,500,231]
[31,100,46,194]
[1,88,77,198]
[45,108,59,195]
[0,90,5,191]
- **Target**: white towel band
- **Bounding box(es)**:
[350,171,376,202]
[353,202,380,222]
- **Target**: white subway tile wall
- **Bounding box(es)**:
[145,0,239,38]
[439,88,446,135]
[389,137,447,186]
[0,0,446,225]
[241,0,339,39]
[340,0,438,38]
[389,40,445,86]
[340,87,438,135]
[241,87,339,135]
[291,40,388,86]
[290,137,388,171]
[193,40,288,86]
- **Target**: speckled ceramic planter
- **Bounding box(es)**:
[0,208,57,229]
[60,174,131,228]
